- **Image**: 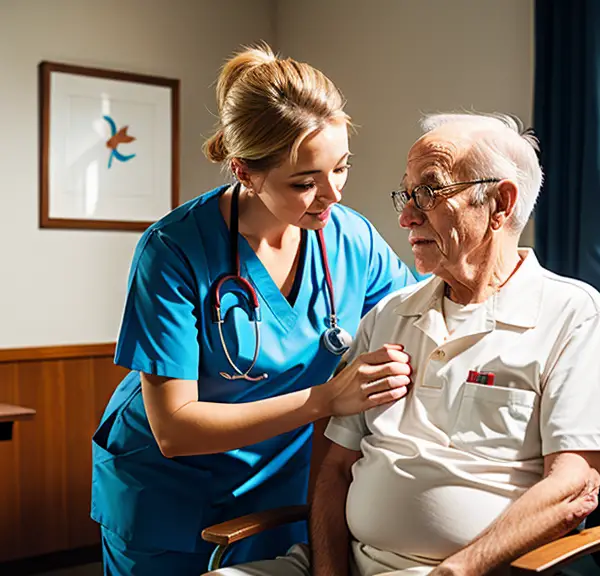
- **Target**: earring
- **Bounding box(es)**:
[231,162,245,184]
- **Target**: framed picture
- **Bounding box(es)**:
[39,61,179,231]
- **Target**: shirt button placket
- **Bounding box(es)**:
[433,348,446,361]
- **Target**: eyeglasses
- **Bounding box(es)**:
[390,178,501,212]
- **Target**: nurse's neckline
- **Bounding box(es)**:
[218,184,303,249]
[216,183,309,305]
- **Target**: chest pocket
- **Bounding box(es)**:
[450,383,540,462]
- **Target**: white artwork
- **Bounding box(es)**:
[40,62,179,230]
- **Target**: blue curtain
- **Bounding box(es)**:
[534,0,600,289]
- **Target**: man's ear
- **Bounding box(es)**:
[490,180,518,230]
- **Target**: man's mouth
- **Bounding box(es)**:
[409,238,435,246]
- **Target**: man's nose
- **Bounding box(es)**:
[399,201,425,229]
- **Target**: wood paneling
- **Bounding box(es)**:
[0,363,20,558]
[0,343,116,364]
[0,346,127,562]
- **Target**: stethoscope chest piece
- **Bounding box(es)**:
[322,322,352,356]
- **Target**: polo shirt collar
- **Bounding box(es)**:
[393,248,543,330]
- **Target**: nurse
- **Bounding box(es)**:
[91,43,415,575]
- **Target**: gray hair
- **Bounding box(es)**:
[420,112,543,233]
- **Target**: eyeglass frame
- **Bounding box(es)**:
[390,178,502,212]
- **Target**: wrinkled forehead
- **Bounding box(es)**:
[404,130,472,186]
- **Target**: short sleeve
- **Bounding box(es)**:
[115,229,201,380]
[325,308,378,451]
[362,225,415,316]
[541,312,600,455]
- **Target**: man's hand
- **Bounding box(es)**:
[428,565,463,576]
[427,560,483,576]
[380,565,473,576]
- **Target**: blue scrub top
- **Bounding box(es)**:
[91,185,415,562]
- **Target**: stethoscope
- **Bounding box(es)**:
[210,182,353,381]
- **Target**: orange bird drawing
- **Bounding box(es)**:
[107,126,136,149]
[103,115,136,169]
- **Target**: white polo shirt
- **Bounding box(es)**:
[326,249,600,574]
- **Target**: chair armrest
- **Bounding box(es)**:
[201,505,309,547]
[510,526,600,574]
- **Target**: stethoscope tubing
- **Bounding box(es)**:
[210,182,348,380]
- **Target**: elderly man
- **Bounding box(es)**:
[206,113,600,576]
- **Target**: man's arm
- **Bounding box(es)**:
[432,310,600,576]
[310,442,361,576]
[431,451,600,576]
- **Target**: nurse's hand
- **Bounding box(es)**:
[324,344,411,417]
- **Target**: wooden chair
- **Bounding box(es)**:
[202,421,600,574]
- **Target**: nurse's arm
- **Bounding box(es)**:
[310,441,360,576]
[430,451,600,576]
[140,345,410,458]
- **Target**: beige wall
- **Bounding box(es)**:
[0,0,275,348]
[276,0,535,264]
[0,0,535,348]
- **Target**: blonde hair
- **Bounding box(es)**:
[203,42,350,172]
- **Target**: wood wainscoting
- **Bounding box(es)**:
[0,343,128,563]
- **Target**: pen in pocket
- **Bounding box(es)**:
[467,370,495,386]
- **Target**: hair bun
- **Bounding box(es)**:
[203,129,228,163]
[216,43,276,111]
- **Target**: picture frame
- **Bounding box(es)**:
[39,61,180,231]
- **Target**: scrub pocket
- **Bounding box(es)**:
[91,407,214,553]
[450,382,539,462]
